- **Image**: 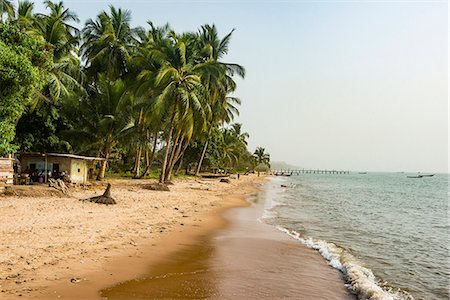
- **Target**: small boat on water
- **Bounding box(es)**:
[359,172,367,174]
[407,174,435,178]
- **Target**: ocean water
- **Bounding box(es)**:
[261,173,449,300]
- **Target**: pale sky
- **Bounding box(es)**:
[30,0,449,173]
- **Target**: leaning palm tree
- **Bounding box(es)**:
[151,32,212,183]
[194,24,245,175]
[128,22,171,178]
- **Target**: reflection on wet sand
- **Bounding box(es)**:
[101,192,355,300]
[101,237,217,299]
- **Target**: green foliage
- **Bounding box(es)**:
[2,2,252,180]
[62,75,135,179]
[0,23,52,155]
[15,103,73,153]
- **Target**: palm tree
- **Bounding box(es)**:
[194,24,245,175]
[253,147,270,177]
[0,0,14,22]
[128,22,170,178]
[33,0,83,103]
[12,0,35,31]
[66,75,135,179]
[230,123,249,145]
[82,5,138,79]
[35,1,79,57]
[149,32,212,183]
[254,147,270,166]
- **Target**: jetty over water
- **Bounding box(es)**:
[272,169,350,176]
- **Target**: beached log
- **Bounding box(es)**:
[143,183,170,191]
[220,178,230,183]
[83,184,116,205]
[201,174,229,179]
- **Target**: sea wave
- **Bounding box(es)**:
[275,226,414,300]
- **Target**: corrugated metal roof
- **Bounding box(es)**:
[20,152,105,161]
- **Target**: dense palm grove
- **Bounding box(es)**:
[0,1,270,182]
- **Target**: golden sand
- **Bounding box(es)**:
[0,175,262,299]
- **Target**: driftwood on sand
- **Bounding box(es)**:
[48,178,69,195]
[82,184,116,205]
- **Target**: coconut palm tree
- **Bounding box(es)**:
[194,24,245,175]
[82,5,139,79]
[149,32,213,183]
[33,0,83,103]
[65,75,135,179]
[128,22,170,178]
[11,0,35,31]
[254,147,270,166]
[35,1,79,57]
[0,0,14,22]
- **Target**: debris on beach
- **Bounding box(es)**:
[82,184,116,205]
[143,183,170,191]
[220,178,230,183]
[48,179,69,195]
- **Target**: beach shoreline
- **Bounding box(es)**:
[101,178,356,300]
[0,175,264,299]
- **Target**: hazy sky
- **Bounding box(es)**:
[31,0,449,172]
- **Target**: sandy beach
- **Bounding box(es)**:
[0,175,264,299]
[0,175,353,299]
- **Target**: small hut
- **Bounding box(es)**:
[18,153,104,184]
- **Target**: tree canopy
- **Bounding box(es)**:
[0,22,52,155]
[0,2,270,180]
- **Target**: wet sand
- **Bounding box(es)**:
[101,185,355,299]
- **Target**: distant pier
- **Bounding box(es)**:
[272,169,350,176]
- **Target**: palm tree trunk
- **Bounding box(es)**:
[97,141,111,180]
[164,127,182,182]
[132,108,144,178]
[195,126,212,176]
[147,128,159,173]
[166,136,185,181]
[140,128,157,178]
[175,153,184,176]
[174,137,188,165]
[132,146,142,178]
[160,110,176,183]
[175,138,190,175]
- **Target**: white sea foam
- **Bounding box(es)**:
[276,226,414,300]
[259,178,286,222]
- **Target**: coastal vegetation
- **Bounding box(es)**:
[0,0,270,182]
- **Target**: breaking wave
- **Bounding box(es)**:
[275,226,414,300]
